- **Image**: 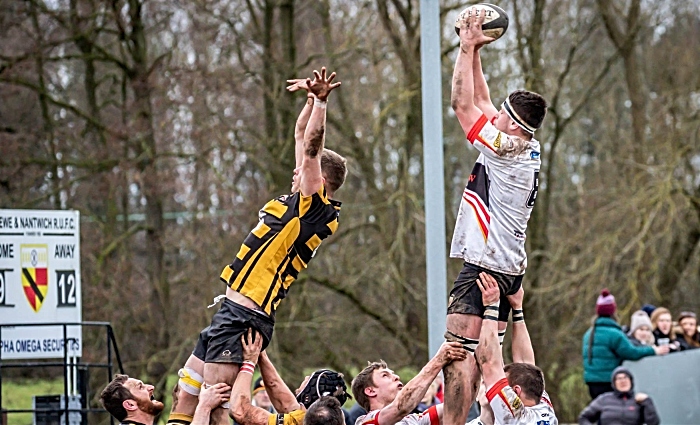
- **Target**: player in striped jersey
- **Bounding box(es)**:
[474,273,557,425]
[443,11,548,425]
[166,68,347,425]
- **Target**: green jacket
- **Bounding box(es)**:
[582,317,655,383]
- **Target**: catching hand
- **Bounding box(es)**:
[458,8,496,50]
[476,272,500,306]
[199,383,231,410]
[305,67,341,101]
[241,328,263,363]
[286,78,310,94]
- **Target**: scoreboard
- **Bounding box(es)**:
[0,210,82,359]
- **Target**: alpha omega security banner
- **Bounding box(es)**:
[0,210,82,359]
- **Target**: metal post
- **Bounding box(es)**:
[420,0,448,357]
[63,324,69,424]
[107,326,114,425]
[0,325,3,415]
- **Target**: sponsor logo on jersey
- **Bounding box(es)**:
[531,151,540,159]
[511,395,522,410]
[493,133,502,149]
[513,230,525,240]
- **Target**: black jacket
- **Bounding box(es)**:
[579,391,659,425]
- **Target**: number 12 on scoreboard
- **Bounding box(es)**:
[56,270,77,307]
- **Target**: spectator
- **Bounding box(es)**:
[640,304,656,317]
[627,310,655,346]
[252,377,275,412]
[582,289,669,399]
[578,366,660,425]
[650,307,681,352]
[344,403,366,425]
[676,311,700,351]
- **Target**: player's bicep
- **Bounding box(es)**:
[299,156,323,197]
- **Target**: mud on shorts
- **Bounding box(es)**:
[447,262,523,322]
[192,298,274,363]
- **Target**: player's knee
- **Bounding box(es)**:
[178,367,204,396]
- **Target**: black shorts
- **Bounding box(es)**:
[198,299,275,363]
[192,326,210,361]
[446,262,523,322]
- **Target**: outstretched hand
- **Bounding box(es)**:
[305,67,341,101]
[458,8,496,51]
[476,272,500,306]
[241,328,263,364]
[286,78,310,94]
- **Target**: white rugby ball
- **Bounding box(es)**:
[454,3,509,40]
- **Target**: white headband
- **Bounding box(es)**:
[502,98,536,134]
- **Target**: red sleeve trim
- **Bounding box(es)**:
[466,114,489,144]
[485,377,509,402]
[426,405,439,425]
[365,411,380,425]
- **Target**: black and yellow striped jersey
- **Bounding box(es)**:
[220,186,341,315]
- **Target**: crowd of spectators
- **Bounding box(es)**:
[579,288,699,424]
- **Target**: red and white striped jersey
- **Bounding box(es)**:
[450,115,541,276]
[486,378,557,425]
[355,405,440,425]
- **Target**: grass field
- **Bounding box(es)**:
[2,378,65,425]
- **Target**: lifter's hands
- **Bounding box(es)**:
[476,272,500,306]
[241,329,263,364]
[305,67,341,101]
[507,287,524,310]
[435,341,468,366]
[458,8,496,51]
[199,383,231,410]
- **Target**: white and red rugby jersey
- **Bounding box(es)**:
[355,405,440,425]
[450,114,541,276]
[486,378,557,425]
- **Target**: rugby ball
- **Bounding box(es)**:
[454,3,509,40]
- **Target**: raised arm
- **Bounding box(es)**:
[377,342,467,425]
[258,351,301,413]
[506,288,535,365]
[286,79,314,168]
[451,11,495,138]
[473,48,498,120]
[475,272,507,389]
[298,67,341,197]
[229,330,273,425]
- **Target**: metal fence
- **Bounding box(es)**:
[0,322,124,425]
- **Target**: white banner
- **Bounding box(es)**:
[0,209,82,359]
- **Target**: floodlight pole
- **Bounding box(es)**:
[419,0,447,357]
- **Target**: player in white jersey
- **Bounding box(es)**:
[475,272,557,425]
[351,342,467,425]
[443,11,548,425]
